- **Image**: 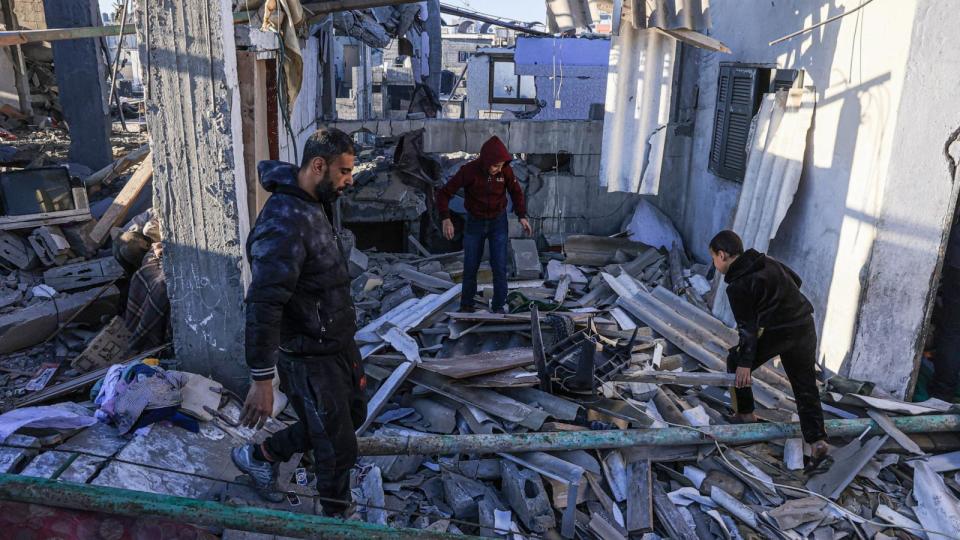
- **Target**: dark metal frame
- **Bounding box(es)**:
[487,54,536,105]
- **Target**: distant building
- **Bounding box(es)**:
[465,36,610,120]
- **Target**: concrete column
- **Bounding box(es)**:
[426,0,441,96]
[137,0,251,393]
[42,0,111,170]
[0,0,32,116]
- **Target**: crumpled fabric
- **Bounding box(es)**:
[261,0,304,114]
[92,363,125,423]
[113,366,184,435]
[0,403,96,443]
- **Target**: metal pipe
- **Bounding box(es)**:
[0,24,135,46]
[357,414,960,456]
[439,4,551,36]
[0,474,477,540]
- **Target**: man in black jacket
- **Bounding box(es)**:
[710,230,828,460]
[231,129,367,514]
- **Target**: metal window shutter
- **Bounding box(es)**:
[709,66,761,181]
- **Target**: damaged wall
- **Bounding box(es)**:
[330,119,639,238]
[658,0,960,397]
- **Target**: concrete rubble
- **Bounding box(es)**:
[0,129,956,539]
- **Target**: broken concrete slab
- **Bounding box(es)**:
[0,445,34,473]
[0,229,37,269]
[410,398,456,434]
[43,256,125,292]
[626,460,653,533]
[0,285,120,355]
[510,239,542,279]
[58,421,130,458]
[500,459,556,533]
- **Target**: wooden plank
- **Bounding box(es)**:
[0,208,92,231]
[407,234,431,257]
[455,367,538,388]
[611,370,736,387]
[84,144,150,188]
[419,347,534,379]
[626,460,653,532]
[88,156,153,246]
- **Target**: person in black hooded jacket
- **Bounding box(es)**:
[230,128,367,514]
[710,230,828,460]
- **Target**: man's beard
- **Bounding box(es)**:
[315,172,340,202]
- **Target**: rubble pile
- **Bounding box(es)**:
[0,134,152,412]
[347,235,960,539]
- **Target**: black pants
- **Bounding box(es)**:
[931,266,960,401]
[264,344,367,514]
[726,318,826,443]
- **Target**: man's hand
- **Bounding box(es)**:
[241,379,274,428]
[442,218,455,240]
[519,218,532,237]
[735,366,752,388]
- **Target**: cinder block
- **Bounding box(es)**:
[461,120,511,153]
[570,154,602,176]
[500,460,556,533]
[44,256,125,292]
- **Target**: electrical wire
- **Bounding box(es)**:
[597,375,959,539]
[769,0,878,46]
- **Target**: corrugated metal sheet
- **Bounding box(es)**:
[712,88,817,324]
[598,25,676,194]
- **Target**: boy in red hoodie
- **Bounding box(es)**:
[437,136,531,312]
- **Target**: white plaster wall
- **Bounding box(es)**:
[847,2,960,397]
[667,0,923,380]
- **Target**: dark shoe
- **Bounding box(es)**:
[459,304,475,313]
[231,444,284,503]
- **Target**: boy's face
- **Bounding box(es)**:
[711,249,732,274]
[488,161,504,175]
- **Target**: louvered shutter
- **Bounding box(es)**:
[709,65,762,181]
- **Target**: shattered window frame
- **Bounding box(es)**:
[487,54,537,105]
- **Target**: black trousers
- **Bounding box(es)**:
[726,317,827,443]
[264,344,367,514]
[931,266,960,401]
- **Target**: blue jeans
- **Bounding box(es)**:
[462,212,508,311]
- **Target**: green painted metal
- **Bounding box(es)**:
[358,414,960,455]
[0,474,478,540]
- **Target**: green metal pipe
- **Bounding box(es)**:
[0,24,136,47]
[0,474,477,540]
[358,414,960,456]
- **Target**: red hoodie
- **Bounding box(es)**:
[436,136,527,221]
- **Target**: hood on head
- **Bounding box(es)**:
[257,160,300,193]
[725,248,766,283]
[479,136,512,170]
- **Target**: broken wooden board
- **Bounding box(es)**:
[626,459,653,533]
[456,368,539,388]
[409,368,548,430]
[0,208,92,231]
[563,235,651,267]
[0,285,120,355]
[420,347,534,379]
[43,256,124,292]
[70,316,133,371]
[611,370,736,387]
[88,155,153,246]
